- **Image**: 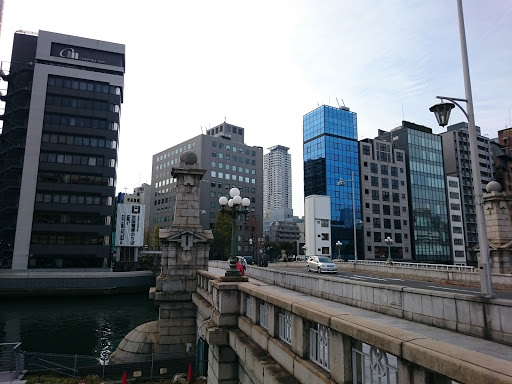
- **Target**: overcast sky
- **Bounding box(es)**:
[1,0,511,216]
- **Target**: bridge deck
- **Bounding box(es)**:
[208,266,512,363]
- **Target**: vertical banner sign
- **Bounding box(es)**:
[115,204,145,247]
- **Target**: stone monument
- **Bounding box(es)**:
[483,180,512,273]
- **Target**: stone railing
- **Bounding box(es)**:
[209,261,512,345]
[194,270,512,384]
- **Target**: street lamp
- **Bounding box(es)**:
[219,187,251,277]
[335,241,342,261]
[337,171,360,262]
[428,0,493,298]
[384,236,393,265]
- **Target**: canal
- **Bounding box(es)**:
[0,293,158,361]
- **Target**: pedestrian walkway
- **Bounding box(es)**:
[0,371,25,384]
[208,266,512,363]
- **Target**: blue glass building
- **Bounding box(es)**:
[303,105,361,259]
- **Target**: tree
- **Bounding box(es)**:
[210,210,232,260]
[151,224,161,250]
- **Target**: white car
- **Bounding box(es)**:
[307,256,338,273]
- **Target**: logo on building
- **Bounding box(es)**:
[59,48,79,59]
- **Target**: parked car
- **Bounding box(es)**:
[307,256,338,273]
[244,256,254,265]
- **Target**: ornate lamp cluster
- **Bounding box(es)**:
[219,187,251,277]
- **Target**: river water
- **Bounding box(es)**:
[0,293,158,361]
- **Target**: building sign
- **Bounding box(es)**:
[115,204,145,247]
[50,43,124,68]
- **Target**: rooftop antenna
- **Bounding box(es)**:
[336,98,341,109]
[123,186,128,193]
[200,125,204,134]
[402,104,405,121]
[224,114,226,123]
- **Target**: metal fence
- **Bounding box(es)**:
[2,346,196,381]
[0,343,24,379]
[347,259,475,272]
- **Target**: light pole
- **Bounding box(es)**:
[335,241,342,261]
[337,172,359,262]
[219,187,251,277]
[384,236,393,265]
[428,0,493,298]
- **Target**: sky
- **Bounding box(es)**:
[1,0,511,217]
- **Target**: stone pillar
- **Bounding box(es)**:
[398,359,451,384]
[482,181,512,274]
[154,151,214,354]
[329,331,353,383]
[206,280,247,384]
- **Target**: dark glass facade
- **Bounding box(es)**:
[379,122,451,263]
[303,105,361,259]
[0,31,124,269]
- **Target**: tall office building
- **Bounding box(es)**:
[149,122,263,257]
[0,30,125,269]
[359,138,411,260]
[377,121,451,263]
[439,122,493,265]
[303,105,360,258]
[263,145,292,236]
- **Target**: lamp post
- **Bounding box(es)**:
[337,171,359,262]
[335,241,342,261]
[428,0,493,298]
[384,236,393,265]
[219,187,251,277]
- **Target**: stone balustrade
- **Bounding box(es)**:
[194,270,512,384]
[208,261,512,346]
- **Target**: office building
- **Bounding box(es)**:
[377,121,451,263]
[149,122,263,257]
[263,145,293,235]
[439,122,493,265]
[359,138,411,260]
[446,175,466,265]
[303,105,360,258]
[0,30,124,269]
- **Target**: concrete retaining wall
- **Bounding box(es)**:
[209,261,512,345]
[0,270,155,295]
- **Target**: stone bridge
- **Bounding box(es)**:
[195,264,512,384]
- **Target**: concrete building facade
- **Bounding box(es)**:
[0,30,124,269]
[440,122,493,265]
[149,122,263,257]
[359,138,412,261]
[446,175,466,265]
[304,195,331,257]
[263,145,293,236]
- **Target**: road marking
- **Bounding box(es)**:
[352,275,404,282]
[427,286,477,294]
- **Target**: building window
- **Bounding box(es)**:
[381,165,388,175]
[372,204,380,214]
[362,145,370,155]
[381,178,389,188]
[454,239,464,246]
[372,190,379,200]
[371,176,379,187]
[278,311,292,345]
[384,219,391,229]
[383,205,390,215]
[370,163,378,173]
[382,191,390,201]
[373,218,381,228]
[373,232,381,242]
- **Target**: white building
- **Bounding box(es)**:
[447,175,466,265]
[304,195,331,257]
